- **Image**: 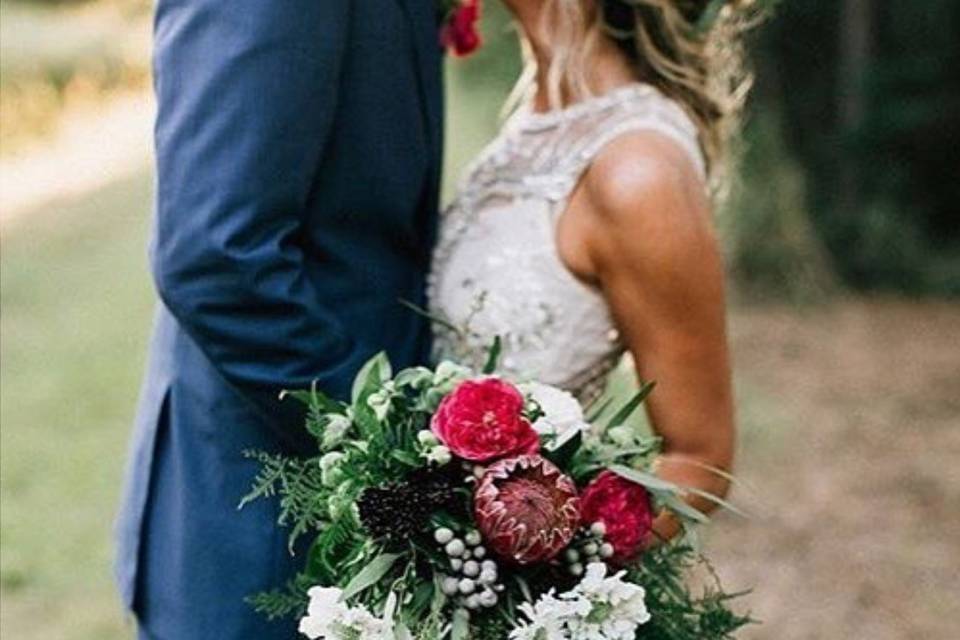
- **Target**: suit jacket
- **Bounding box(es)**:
[114,1,443,637]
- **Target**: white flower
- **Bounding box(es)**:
[298,586,396,640]
[519,382,590,449]
[509,563,650,640]
[425,444,452,466]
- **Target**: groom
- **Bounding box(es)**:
[114,1,443,638]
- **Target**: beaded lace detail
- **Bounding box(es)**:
[428,83,704,402]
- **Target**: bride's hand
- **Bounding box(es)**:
[564,129,735,542]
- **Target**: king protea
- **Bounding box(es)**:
[474,455,580,564]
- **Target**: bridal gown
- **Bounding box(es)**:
[429,83,706,403]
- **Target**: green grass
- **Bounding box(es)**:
[1,173,155,640]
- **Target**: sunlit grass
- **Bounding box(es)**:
[1,173,154,640]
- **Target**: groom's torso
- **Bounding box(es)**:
[302,0,442,343]
[117,2,444,638]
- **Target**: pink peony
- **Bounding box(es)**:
[474,455,581,564]
[440,0,482,57]
[580,471,655,562]
[431,378,540,462]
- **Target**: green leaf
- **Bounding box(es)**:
[398,298,463,334]
[482,336,502,374]
[391,449,421,467]
[513,575,533,604]
[609,464,680,492]
[679,486,752,519]
[544,430,581,470]
[395,623,413,640]
[280,381,343,413]
[410,581,436,616]
[394,366,434,390]
[451,607,471,640]
[351,352,392,405]
[658,492,710,524]
[585,396,615,422]
[340,552,401,602]
[605,381,656,430]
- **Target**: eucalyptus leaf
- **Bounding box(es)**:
[340,552,401,602]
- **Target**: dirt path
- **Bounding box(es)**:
[710,298,960,640]
[0,91,153,227]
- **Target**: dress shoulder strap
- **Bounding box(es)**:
[571,84,707,180]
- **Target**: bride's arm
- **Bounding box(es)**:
[570,131,735,541]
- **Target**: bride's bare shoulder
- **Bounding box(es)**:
[580,129,717,274]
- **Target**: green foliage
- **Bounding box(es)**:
[720,112,837,303]
[632,544,754,640]
[242,351,753,637]
[240,451,329,553]
[245,573,315,621]
[758,1,960,296]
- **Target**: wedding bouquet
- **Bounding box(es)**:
[243,346,751,639]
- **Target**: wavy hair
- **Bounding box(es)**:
[510,0,765,197]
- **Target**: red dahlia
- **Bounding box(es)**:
[580,470,655,562]
[474,455,580,564]
[431,378,540,462]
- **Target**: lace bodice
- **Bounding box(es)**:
[429,83,704,400]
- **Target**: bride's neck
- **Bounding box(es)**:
[505,0,638,112]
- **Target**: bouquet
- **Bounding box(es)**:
[242,347,751,639]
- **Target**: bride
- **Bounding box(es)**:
[431,0,756,540]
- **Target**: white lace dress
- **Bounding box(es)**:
[428,83,705,402]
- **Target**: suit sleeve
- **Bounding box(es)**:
[150,0,371,443]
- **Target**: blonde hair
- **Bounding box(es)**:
[511,0,764,197]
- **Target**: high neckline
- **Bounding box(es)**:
[512,83,659,132]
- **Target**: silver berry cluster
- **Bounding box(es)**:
[562,521,615,577]
[434,527,504,611]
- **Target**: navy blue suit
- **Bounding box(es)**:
[114,1,443,637]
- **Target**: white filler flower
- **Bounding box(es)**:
[510,563,651,640]
[519,382,590,449]
[298,586,396,640]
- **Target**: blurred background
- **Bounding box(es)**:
[1,1,958,639]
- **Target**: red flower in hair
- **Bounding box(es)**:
[440,0,482,57]
[580,470,655,562]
